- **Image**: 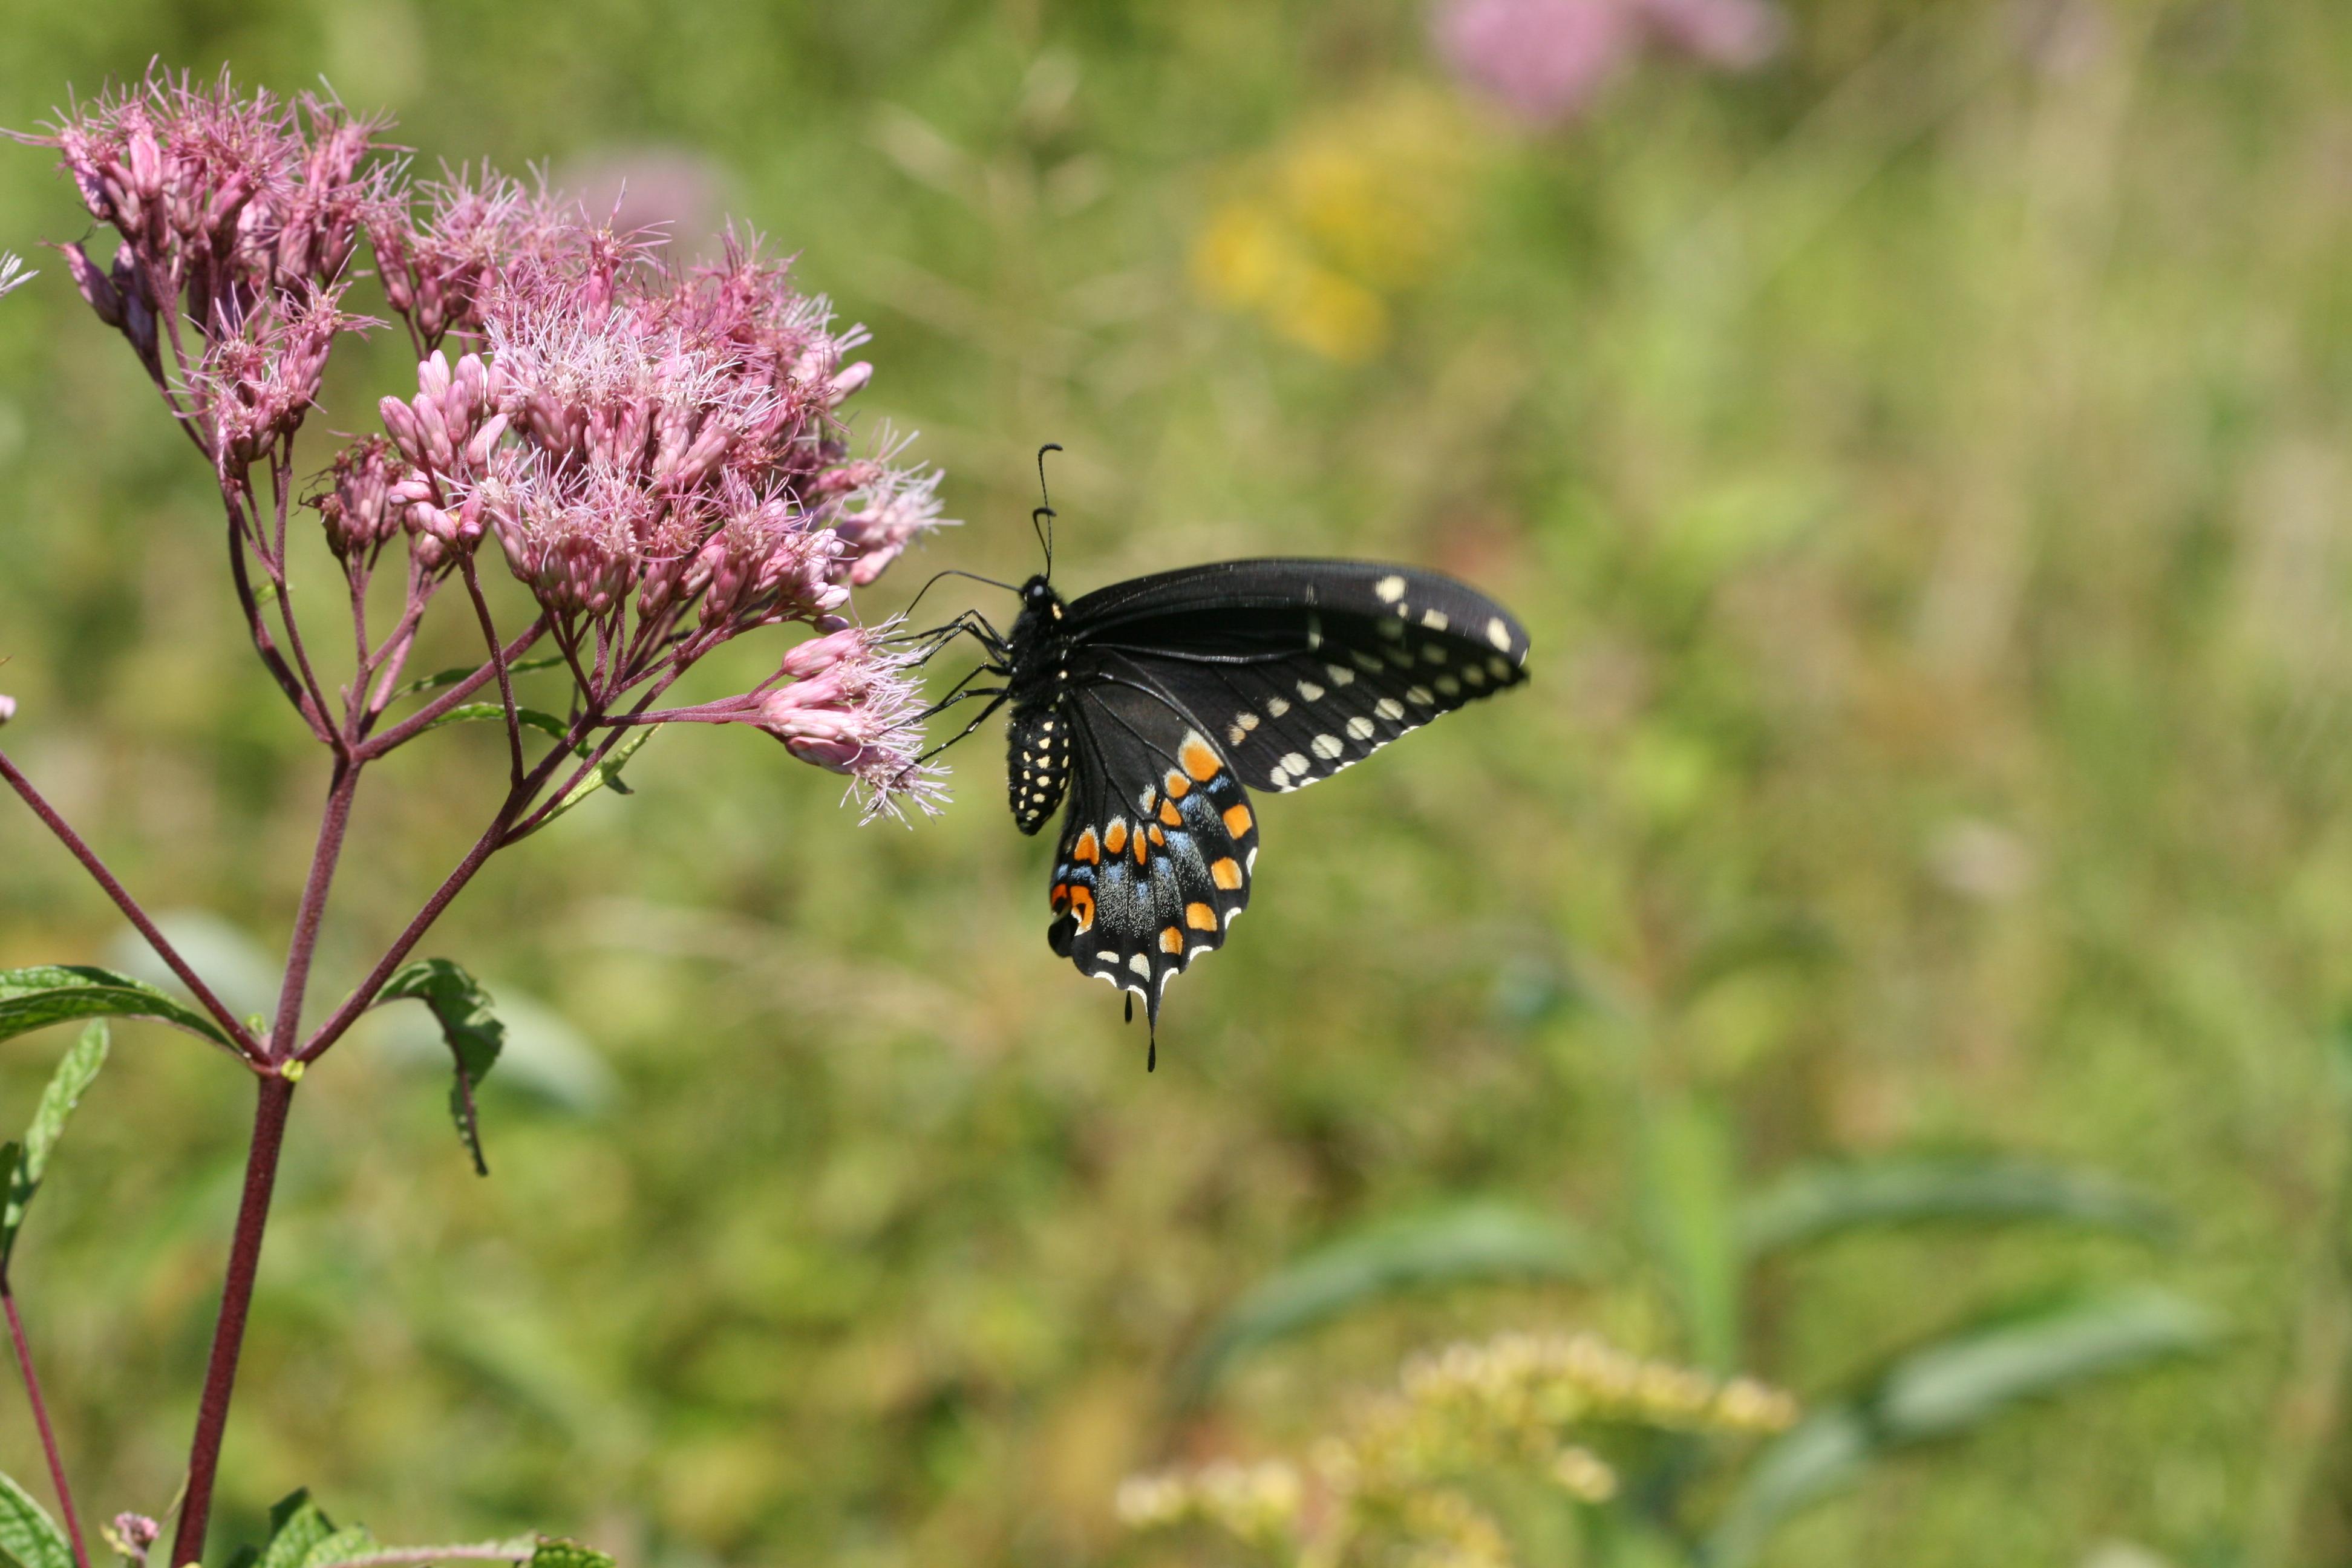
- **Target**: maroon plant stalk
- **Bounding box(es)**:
[170,1073,295,1568]
[0,751,265,1062]
[266,762,361,1062]
[4,1288,92,1568]
[359,619,549,754]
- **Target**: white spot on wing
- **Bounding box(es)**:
[1376,697,1405,720]
[1267,696,1292,717]
[1128,953,1151,978]
[1486,617,1512,652]
[1347,716,1376,740]
[1406,685,1434,705]
[1281,751,1309,775]
[1298,680,1325,702]
[1489,656,1514,681]
[1376,574,1406,603]
[1421,609,1449,632]
[1312,734,1344,759]
[1324,663,1355,686]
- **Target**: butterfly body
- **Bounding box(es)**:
[931,554,1529,1054]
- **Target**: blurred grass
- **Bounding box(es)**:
[2,0,2351,1563]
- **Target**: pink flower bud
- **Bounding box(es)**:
[827,361,873,405]
[464,411,509,470]
[112,1514,159,1555]
[779,627,869,680]
[57,243,120,326]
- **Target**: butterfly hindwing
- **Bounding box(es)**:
[1045,679,1258,1024]
[1065,561,1529,793]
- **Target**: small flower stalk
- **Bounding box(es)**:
[0,251,33,298]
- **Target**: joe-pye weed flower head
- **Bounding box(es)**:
[28,67,949,820]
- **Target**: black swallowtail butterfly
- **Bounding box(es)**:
[915,459,1530,1066]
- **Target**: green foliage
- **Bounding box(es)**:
[0,1021,107,1271]
[526,1541,616,1568]
[0,1471,71,1568]
[0,967,232,1053]
[1178,1202,1602,1400]
[1710,1289,2219,1567]
[0,0,2333,1561]
[532,726,653,831]
[420,708,636,800]
[1739,1158,2176,1257]
[374,961,506,1175]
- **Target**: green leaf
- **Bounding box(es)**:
[1707,1289,2217,1567]
[375,961,505,1176]
[530,725,654,832]
[2,1022,109,1269]
[1705,1409,1870,1568]
[527,1540,615,1568]
[391,654,566,703]
[0,965,235,1052]
[421,704,578,746]
[1645,1095,1739,1370]
[1176,1202,1601,1402]
[257,1491,335,1568]
[0,1468,73,1568]
[1870,1286,2216,1441]
[298,1526,380,1568]
[1739,1157,2174,1257]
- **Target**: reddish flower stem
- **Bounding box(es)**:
[224,508,330,742]
[459,558,526,789]
[268,762,361,1062]
[0,751,266,1063]
[359,618,549,757]
[3,1287,92,1568]
[170,1073,295,1568]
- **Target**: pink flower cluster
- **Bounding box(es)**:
[34,73,384,448]
[33,70,947,821]
[1435,0,1781,125]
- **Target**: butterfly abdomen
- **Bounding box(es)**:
[1005,701,1072,835]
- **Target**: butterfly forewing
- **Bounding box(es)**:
[1068,561,1529,793]
[999,557,1526,1042]
[1045,679,1257,1022]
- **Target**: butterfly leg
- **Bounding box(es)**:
[916,688,1011,763]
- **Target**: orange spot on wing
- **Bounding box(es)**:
[1104,821,1129,855]
[1133,829,1148,864]
[1148,825,1166,846]
[1211,857,1243,889]
[1070,887,1094,931]
[1073,829,1099,864]
[1222,803,1253,838]
[1050,883,1068,912]
[1158,799,1184,827]
[1180,739,1221,782]
[1160,926,1184,954]
[1186,902,1217,931]
[1163,769,1191,799]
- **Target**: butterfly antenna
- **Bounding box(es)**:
[1034,443,1062,578]
[899,567,1020,625]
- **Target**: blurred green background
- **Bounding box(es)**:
[4,1,2350,1564]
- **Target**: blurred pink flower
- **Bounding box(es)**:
[1434,0,1780,125]
[0,693,15,727]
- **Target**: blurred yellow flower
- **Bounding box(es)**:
[1191,88,1478,363]
[1120,1329,1795,1566]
